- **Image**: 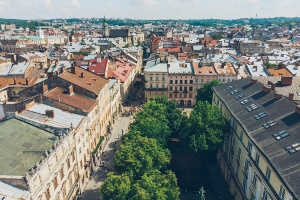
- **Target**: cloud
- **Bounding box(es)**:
[66,0,80,9]
[0,0,7,12]
[45,0,51,6]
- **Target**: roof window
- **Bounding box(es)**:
[246,103,258,112]
[254,112,267,120]
[286,142,300,154]
[230,89,239,95]
[227,85,234,90]
[273,130,290,140]
[263,120,277,129]
[236,94,245,100]
[241,99,251,105]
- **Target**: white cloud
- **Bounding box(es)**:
[45,0,51,6]
[66,0,81,9]
[0,0,7,12]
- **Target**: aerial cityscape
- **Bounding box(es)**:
[0,1,300,200]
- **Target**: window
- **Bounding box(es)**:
[53,176,58,189]
[207,79,210,83]
[169,86,173,91]
[227,79,230,83]
[60,167,64,180]
[196,79,198,83]
[150,84,152,88]
[237,147,241,160]
[175,87,177,91]
[262,189,268,200]
[156,84,158,88]
[150,76,152,81]
[266,167,271,182]
[244,158,249,172]
[162,77,165,81]
[252,172,257,187]
[201,79,203,83]
[45,188,51,200]
[242,175,247,192]
[162,92,164,95]
[240,131,243,141]
[170,80,173,84]
[250,193,255,200]
[279,186,285,200]
[180,87,182,91]
[156,77,159,81]
[247,141,252,153]
[189,87,193,91]
[179,94,182,98]
[184,86,187,91]
[175,80,178,84]
[190,80,193,84]
[189,94,192,98]
[255,153,260,165]
[175,94,177,97]
[184,80,187,84]
[169,94,173,98]
[67,158,71,169]
[156,91,158,95]
[235,163,240,176]
[150,91,152,95]
[162,84,165,88]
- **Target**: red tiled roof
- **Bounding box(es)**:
[112,58,135,83]
[44,87,98,113]
[89,58,108,76]
[0,77,37,90]
[59,66,109,95]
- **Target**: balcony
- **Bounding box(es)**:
[145,88,168,91]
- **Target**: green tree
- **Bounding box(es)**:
[197,187,205,200]
[100,173,132,200]
[114,135,171,179]
[180,101,229,153]
[196,80,223,103]
[69,29,74,42]
[130,170,180,200]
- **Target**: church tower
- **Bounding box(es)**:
[36,21,44,39]
[103,16,109,37]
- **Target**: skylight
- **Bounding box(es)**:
[273,130,290,140]
[227,86,234,90]
[263,120,277,129]
[286,142,300,154]
[236,94,245,100]
[230,89,239,95]
[254,112,267,120]
[241,99,251,105]
[246,104,258,112]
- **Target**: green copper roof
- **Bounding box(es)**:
[0,118,56,176]
[13,36,43,41]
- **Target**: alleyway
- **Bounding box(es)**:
[81,116,132,200]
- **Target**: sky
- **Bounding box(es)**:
[0,0,299,20]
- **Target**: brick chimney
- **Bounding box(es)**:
[281,76,293,85]
[80,72,84,78]
[253,66,257,71]
[274,92,282,100]
[262,85,271,93]
[289,93,294,100]
[45,110,55,118]
[268,80,276,90]
[67,85,74,95]
[42,84,48,94]
[60,65,66,74]
[295,105,300,115]
[55,60,59,68]
[250,78,257,84]
[70,66,76,74]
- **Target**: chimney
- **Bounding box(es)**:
[55,60,59,67]
[262,85,271,93]
[274,92,282,100]
[281,76,293,85]
[295,105,300,115]
[268,80,276,90]
[67,85,74,95]
[60,65,66,74]
[97,57,101,63]
[253,66,257,71]
[289,93,294,100]
[250,78,257,84]
[70,66,76,74]
[42,84,48,94]
[45,110,55,118]
[80,72,84,78]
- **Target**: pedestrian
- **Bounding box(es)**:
[114,148,116,152]
[115,141,117,145]
[122,129,123,134]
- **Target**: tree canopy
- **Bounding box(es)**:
[180,101,229,153]
[196,80,223,103]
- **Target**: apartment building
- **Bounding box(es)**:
[144,62,168,101]
[214,62,238,83]
[212,77,300,200]
[192,60,218,91]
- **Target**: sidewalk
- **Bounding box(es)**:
[81,116,131,200]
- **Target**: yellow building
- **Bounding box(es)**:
[212,77,300,200]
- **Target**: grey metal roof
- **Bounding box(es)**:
[144,63,168,73]
[168,63,194,74]
[0,180,31,200]
[213,77,300,199]
[19,103,84,129]
[9,63,29,75]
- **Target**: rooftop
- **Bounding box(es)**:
[0,118,56,176]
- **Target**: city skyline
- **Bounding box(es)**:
[0,0,299,20]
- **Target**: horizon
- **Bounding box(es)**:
[0,0,299,20]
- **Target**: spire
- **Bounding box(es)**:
[103,16,107,28]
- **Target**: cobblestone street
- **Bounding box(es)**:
[81,116,132,200]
